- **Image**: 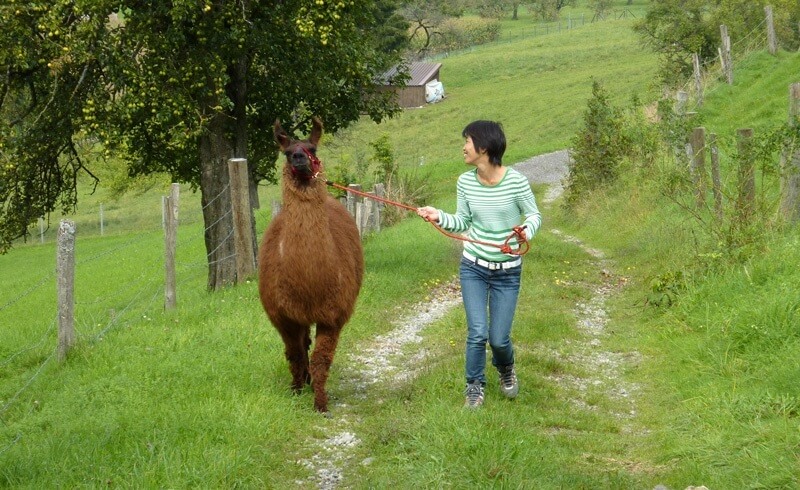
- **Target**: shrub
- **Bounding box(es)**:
[564,80,628,207]
[368,134,431,227]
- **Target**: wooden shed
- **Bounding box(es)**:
[378,62,443,108]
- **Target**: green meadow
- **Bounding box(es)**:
[2,2,799,488]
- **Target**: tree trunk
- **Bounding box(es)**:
[200,112,237,290]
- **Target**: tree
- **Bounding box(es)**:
[524,0,576,21]
[632,0,715,87]
[472,0,515,19]
[634,0,800,87]
[1,0,409,289]
[588,0,614,20]
[401,0,465,58]
[564,80,627,207]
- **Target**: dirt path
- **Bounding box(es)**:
[295,150,641,488]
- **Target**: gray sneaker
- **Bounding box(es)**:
[498,364,519,399]
[464,381,485,409]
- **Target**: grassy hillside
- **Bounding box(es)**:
[552,47,800,488]
[2,2,799,488]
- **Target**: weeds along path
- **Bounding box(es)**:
[292,150,641,488]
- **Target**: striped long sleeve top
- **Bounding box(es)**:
[436,167,541,262]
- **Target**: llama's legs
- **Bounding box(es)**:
[278,322,311,392]
[309,323,341,413]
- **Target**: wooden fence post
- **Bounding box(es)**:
[673,91,689,165]
[765,5,777,55]
[709,133,723,221]
[355,201,366,237]
[736,129,755,222]
[57,220,76,361]
[692,53,703,107]
[346,184,361,218]
[689,127,707,208]
[781,83,800,223]
[227,158,256,281]
[372,183,385,233]
[163,183,179,310]
[720,25,733,84]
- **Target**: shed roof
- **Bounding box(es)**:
[380,62,442,86]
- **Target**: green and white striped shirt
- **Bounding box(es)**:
[436,167,541,262]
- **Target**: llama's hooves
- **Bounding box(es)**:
[319,409,333,419]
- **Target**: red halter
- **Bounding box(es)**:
[290,147,322,180]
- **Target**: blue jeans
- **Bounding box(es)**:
[459,257,522,385]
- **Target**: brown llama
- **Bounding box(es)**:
[258,117,364,414]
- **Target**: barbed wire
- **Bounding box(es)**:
[201,183,231,211]
[75,229,162,267]
[0,269,56,313]
[731,17,768,51]
[89,281,165,342]
[676,18,772,116]
[0,347,56,420]
[0,433,22,458]
[0,319,56,369]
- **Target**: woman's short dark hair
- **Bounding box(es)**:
[462,120,506,166]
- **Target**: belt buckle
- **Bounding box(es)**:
[488,261,500,271]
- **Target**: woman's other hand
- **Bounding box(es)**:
[416,206,440,223]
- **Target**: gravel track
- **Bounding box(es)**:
[296,149,642,489]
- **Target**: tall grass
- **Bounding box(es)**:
[552,45,800,488]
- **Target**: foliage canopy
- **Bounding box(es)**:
[0,0,408,285]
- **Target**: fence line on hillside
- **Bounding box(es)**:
[0,179,233,454]
[2,163,384,361]
[674,5,798,115]
[664,5,800,224]
[421,7,632,62]
[682,83,800,224]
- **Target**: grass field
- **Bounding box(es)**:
[2,2,799,488]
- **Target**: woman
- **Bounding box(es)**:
[417,120,541,409]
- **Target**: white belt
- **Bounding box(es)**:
[463,251,522,270]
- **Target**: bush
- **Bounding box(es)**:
[369,134,431,227]
[564,80,628,207]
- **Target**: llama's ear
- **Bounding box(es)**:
[274,119,290,150]
[309,117,323,146]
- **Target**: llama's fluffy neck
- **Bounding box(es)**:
[281,166,327,206]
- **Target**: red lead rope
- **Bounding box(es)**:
[319,176,530,257]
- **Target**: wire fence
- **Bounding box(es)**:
[674,17,771,116]
[0,180,236,457]
[0,162,388,457]
[421,8,634,62]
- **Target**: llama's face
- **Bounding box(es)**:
[274,118,324,182]
[283,142,319,180]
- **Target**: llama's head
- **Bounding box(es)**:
[274,117,324,183]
